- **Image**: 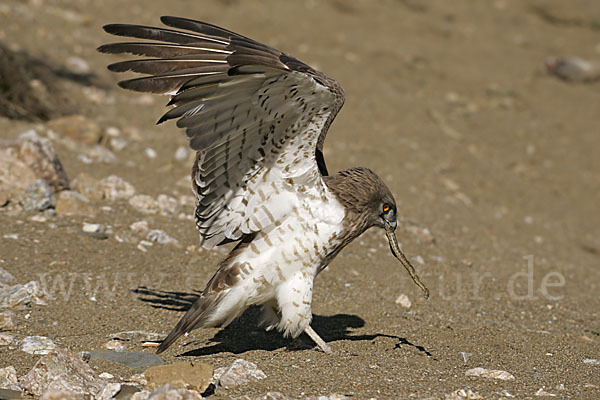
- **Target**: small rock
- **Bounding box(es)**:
[144,148,157,159]
[98,372,114,380]
[0,267,15,285]
[65,56,90,74]
[0,281,49,308]
[55,191,96,217]
[395,294,411,308]
[109,137,128,152]
[0,333,15,346]
[19,348,107,397]
[129,195,159,214]
[145,362,212,392]
[0,310,17,330]
[129,221,150,234]
[157,194,180,216]
[40,388,83,400]
[446,389,482,399]
[71,173,103,201]
[18,179,55,211]
[465,367,515,380]
[535,388,557,397]
[103,340,126,352]
[88,351,164,369]
[21,336,56,355]
[86,145,119,164]
[545,56,600,83]
[174,146,189,161]
[217,359,266,388]
[97,382,121,400]
[146,230,178,245]
[98,175,135,201]
[0,135,69,195]
[583,358,600,365]
[82,223,103,233]
[131,384,203,400]
[457,352,471,363]
[0,366,19,390]
[108,331,166,343]
[47,115,102,145]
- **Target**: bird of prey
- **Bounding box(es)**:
[99,17,428,354]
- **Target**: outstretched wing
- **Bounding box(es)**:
[99,17,344,248]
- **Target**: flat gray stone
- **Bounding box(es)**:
[88,351,163,369]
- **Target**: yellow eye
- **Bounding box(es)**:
[383,204,390,213]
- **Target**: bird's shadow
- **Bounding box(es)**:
[133,286,432,357]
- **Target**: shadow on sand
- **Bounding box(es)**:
[133,286,432,357]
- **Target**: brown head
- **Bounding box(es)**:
[325,167,429,298]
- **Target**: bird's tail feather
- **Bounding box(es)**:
[155,291,223,354]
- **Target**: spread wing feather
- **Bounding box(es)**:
[99,16,344,249]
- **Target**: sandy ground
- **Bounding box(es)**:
[1,0,599,398]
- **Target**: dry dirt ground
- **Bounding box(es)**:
[1,0,599,398]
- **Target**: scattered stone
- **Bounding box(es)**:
[174,146,189,161]
[130,384,203,400]
[445,389,482,399]
[130,221,150,234]
[0,333,15,346]
[109,137,128,152]
[0,134,69,194]
[115,384,141,399]
[82,223,103,234]
[18,179,55,211]
[39,388,83,400]
[545,56,600,83]
[395,294,411,308]
[47,115,102,145]
[583,358,600,365]
[126,373,148,386]
[88,351,164,369]
[103,340,126,352]
[457,352,471,363]
[535,388,557,397]
[0,366,19,390]
[98,373,114,380]
[86,145,119,164]
[71,173,103,201]
[19,348,107,397]
[157,194,180,216]
[146,230,178,245]
[97,382,121,400]
[21,336,56,355]
[65,56,90,74]
[465,367,515,380]
[0,281,49,308]
[145,362,212,392]
[144,148,157,159]
[129,195,160,214]
[29,214,47,222]
[108,331,166,343]
[0,267,15,285]
[0,310,17,330]
[55,191,96,217]
[98,175,136,201]
[216,359,266,388]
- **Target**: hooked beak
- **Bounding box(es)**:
[385,225,429,299]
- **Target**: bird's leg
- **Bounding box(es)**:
[304,325,332,354]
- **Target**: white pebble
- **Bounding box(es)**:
[144,147,157,159]
[174,146,189,161]
[82,223,103,233]
[395,294,411,308]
